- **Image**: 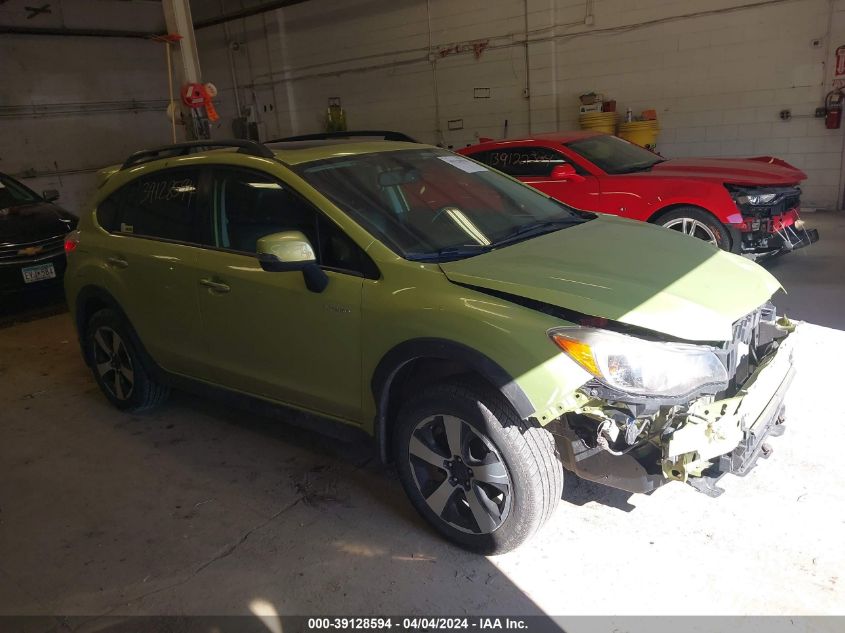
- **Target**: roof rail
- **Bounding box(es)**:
[268,130,419,143]
[120,139,274,170]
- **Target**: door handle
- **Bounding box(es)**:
[199,278,231,293]
[106,256,128,269]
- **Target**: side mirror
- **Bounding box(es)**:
[43,189,60,202]
[550,164,585,182]
[256,231,328,293]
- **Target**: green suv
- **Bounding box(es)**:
[65,138,796,553]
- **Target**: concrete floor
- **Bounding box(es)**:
[1,213,845,624]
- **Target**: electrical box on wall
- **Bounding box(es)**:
[242,105,258,123]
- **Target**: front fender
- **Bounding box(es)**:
[362,265,593,459]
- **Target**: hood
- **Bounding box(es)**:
[439,215,781,342]
[649,156,806,185]
[0,201,75,246]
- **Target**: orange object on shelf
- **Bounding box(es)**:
[641,109,657,120]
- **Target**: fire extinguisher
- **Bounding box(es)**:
[825,89,844,129]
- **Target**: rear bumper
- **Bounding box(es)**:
[0,253,67,295]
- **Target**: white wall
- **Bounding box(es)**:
[0,0,171,214]
[195,0,845,210]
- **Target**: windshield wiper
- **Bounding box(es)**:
[406,216,588,261]
[492,217,587,248]
[614,159,666,174]
[406,244,493,262]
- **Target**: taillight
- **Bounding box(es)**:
[64,230,80,253]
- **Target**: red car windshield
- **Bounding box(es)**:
[566,135,664,175]
[297,148,587,261]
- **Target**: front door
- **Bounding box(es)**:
[194,167,370,422]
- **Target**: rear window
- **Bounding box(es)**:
[97,168,206,244]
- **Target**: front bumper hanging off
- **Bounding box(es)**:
[684,364,794,497]
[732,210,819,259]
[765,222,819,257]
[554,324,797,496]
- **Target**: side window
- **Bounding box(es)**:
[96,189,123,232]
[212,168,378,278]
[98,168,203,243]
[471,147,568,177]
[317,215,379,279]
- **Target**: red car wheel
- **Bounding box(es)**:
[657,207,732,251]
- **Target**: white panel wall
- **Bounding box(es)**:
[195,0,845,209]
[540,0,845,209]
[0,1,170,214]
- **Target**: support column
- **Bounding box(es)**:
[162,0,205,139]
[525,0,559,134]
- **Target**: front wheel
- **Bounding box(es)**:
[657,207,732,250]
[394,382,563,554]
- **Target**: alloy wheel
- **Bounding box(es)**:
[92,326,134,401]
[663,217,718,244]
[408,414,511,534]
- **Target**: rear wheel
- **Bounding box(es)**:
[85,308,169,412]
[657,206,731,250]
[394,381,562,554]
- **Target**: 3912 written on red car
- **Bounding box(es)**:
[458,131,818,257]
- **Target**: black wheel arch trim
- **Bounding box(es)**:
[371,338,536,463]
[73,285,160,377]
[648,203,735,251]
[648,202,722,225]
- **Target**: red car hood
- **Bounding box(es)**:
[649,156,806,185]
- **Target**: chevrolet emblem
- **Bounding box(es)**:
[18,245,43,257]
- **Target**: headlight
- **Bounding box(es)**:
[550,327,727,397]
[736,193,776,206]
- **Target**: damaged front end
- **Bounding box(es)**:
[725,185,819,258]
[551,305,797,496]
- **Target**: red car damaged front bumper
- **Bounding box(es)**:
[727,208,819,257]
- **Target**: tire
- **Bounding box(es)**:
[85,308,169,412]
[656,206,732,250]
[393,380,563,554]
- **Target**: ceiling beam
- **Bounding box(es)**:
[0,24,155,38]
[194,0,310,30]
[0,0,312,38]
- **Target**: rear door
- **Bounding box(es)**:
[193,166,370,422]
[94,167,218,380]
[469,145,601,211]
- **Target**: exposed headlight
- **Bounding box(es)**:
[736,193,777,206]
[550,327,727,397]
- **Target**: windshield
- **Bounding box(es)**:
[566,135,664,174]
[0,173,41,209]
[296,148,589,261]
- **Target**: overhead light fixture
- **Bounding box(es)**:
[246,182,282,189]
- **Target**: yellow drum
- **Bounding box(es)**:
[578,111,617,135]
[617,119,659,150]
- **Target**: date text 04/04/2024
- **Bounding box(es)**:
[307,617,530,630]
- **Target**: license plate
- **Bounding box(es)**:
[21,262,56,284]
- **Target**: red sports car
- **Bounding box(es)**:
[458,131,818,256]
